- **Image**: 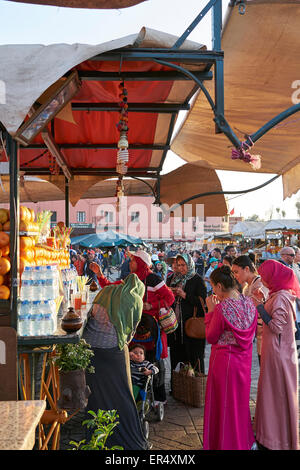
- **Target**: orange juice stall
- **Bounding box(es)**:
[0,14,226,448]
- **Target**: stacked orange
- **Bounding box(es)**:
[0,208,11,299]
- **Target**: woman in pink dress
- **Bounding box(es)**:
[253,260,300,450]
[203,265,257,450]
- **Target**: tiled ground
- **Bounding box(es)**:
[147,345,258,450]
[59,343,260,450]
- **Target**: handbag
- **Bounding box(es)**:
[184,297,206,339]
[158,299,178,335]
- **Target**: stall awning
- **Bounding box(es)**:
[0,162,228,217]
[171,1,300,198]
[0,27,207,178]
[6,0,147,8]
[0,28,230,217]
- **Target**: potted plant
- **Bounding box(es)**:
[69,409,124,451]
[53,339,95,411]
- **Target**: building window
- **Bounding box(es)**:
[157,212,163,223]
[77,211,86,223]
[100,210,113,223]
[131,211,140,222]
[51,211,57,223]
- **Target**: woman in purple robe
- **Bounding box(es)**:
[203,265,257,450]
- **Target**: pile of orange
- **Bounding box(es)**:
[0,205,71,300]
[0,217,11,299]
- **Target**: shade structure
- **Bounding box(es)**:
[159,163,228,217]
[171,1,300,199]
[6,0,147,7]
[0,27,230,217]
[0,163,228,217]
[0,27,206,177]
[0,174,154,204]
[71,229,143,247]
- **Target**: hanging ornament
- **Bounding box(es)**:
[116,81,129,176]
[115,176,124,212]
[115,81,129,208]
[49,153,60,175]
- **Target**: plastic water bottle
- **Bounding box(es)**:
[20,267,34,301]
[32,267,43,301]
[18,314,31,336]
[48,300,57,331]
[44,265,59,300]
[20,280,33,301]
[44,312,55,335]
[37,300,55,335]
[31,300,42,336]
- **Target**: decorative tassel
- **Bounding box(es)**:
[231,136,261,170]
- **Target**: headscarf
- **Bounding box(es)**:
[93,273,145,350]
[258,260,300,297]
[170,253,196,288]
[132,255,152,281]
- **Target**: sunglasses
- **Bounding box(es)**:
[285,253,295,257]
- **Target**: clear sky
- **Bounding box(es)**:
[0,0,299,219]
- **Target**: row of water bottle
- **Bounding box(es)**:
[20,265,59,301]
[18,299,57,336]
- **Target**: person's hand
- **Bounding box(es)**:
[206,294,219,313]
[89,262,102,275]
[143,369,152,376]
[176,287,186,299]
[252,288,265,307]
[143,302,152,311]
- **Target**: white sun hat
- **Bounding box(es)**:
[128,249,152,267]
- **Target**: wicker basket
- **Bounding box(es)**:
[172,362,207,408]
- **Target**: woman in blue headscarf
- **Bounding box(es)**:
[168,253,207,388]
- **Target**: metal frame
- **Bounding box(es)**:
[3,0,299,329]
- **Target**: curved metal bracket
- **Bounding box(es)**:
[244,102,300,148]
[130,176,157,200]
[176,174,280,206]
[154,58,242,148]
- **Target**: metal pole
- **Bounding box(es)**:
[7,133,20,330]
[65,177,70,227]
[212,0,224,134]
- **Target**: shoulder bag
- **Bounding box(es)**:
[184,297,206,339]
[158,299,178,335]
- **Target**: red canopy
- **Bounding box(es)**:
[18,46,210,180]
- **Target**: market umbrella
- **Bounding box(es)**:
[71,229,143,247]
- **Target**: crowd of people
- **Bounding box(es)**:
[72,240,300,451]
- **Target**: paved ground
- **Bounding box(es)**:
[59,342,260,450]
[58,267,297,450]
[148,344,258,450]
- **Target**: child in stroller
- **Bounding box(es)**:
[130,313,166,438]
[129,344,159,400]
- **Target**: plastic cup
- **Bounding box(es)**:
[74,293,82,310]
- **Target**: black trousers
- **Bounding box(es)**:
[168,324,206,374]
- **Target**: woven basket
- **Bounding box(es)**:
[172,362,207,408]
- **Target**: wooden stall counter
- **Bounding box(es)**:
[0,400,46,450]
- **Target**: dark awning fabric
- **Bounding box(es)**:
[6,0,147,9]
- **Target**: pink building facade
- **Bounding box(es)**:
[23,196,230,244]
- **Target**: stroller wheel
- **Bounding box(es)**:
[155,402,164,422]
[141,419,150,439]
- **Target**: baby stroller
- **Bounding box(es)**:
[130,313,165,438]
